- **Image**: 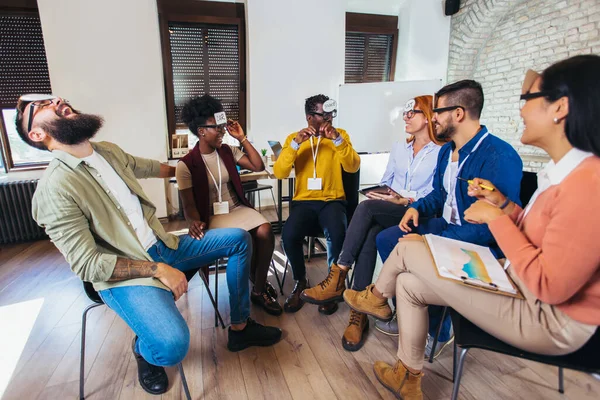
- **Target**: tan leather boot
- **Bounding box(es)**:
[300,264,347,304]
[342,309,369,352]
[373,360,423,400]
[343,284,393,321]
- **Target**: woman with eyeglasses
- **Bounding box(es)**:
[343,55,600,400]
[303,95,448,351]
[176,94,282,316]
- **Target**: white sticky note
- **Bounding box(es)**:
[214,111,227,125]
[404,99,416,111]
[323,99,337,112]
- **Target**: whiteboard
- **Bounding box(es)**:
[337,79,443,153]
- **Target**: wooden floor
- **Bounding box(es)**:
[1,211,599,400]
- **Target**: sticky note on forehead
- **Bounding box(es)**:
[214,111,227,125]
[404,99,416,111]
[323,99,337,112]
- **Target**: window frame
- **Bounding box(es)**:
[0,4,52,172]
[345,12,399,83]
[157,0,246,159]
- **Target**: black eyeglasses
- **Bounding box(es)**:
[519,90,555,109]
[403,110,424,119]
[310,110,337,120]
[19,94,60,133]
[432,105,464,114]
[200,124,227,132]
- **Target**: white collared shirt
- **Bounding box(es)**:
[523,148,593,219]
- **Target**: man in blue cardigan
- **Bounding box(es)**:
[374,80,523,358]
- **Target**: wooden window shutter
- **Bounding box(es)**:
[345,32,394,84]
[0,13,52,105]
[168,22,240,125]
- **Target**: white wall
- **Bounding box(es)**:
[246,0,346,149]
[36,0,170,217]
[395,0,452,83]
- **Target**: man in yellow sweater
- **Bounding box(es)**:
[274,94,360,314]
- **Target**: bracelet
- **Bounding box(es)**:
[498,198,511,210]
[239,136,247,145]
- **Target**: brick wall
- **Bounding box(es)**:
[447,0,600,171]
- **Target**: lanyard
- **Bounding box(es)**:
[203,152,223,203]
[445,132,489,202]
[310,136,322,179]
[405,143,435,191]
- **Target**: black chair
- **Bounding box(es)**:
[423,171,600,397]
[243,180,279,215]
[450,309,600,400]
[427,171,538,362]
[80,281,192,400]
[279,167,360,291]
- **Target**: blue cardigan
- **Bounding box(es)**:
[411,126,523,250]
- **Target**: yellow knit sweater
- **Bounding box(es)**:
[273,128,360,201]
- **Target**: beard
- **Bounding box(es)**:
[42,112,104,145]
[435,122,456,141]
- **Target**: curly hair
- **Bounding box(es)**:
[304,94,329,115]
[181,94,224,137]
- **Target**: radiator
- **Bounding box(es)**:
[0,180,47,244]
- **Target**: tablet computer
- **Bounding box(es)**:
[358,184,400,197]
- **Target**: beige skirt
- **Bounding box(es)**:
[208,205,269,232]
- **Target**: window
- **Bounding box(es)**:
[158,0,246,158]
[345,13,398,84]
[0,10,53,171]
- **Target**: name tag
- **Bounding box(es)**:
[307,178,322,190]
[213,201,230,215]
[398,190,417,199]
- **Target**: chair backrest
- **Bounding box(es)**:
[520,171,538,207]
[342,167,360,223]
[83,281,104,304]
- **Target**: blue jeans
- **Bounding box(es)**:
[99,228,251,366]
[376,218,453,342]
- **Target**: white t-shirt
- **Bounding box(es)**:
[82,151,157,250]
[443,161,462,225]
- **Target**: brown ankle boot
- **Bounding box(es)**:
[284,279,309,313]
[343,284,392,321]
[300,264,347,304]
[373,360,423,400]
[342,310,369,352]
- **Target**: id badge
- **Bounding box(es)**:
[442,202,453,223]
[307,178,322,190]
[399,190,417,199]
[213,201,230,215]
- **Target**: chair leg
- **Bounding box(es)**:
[271,259,284,295]
[429,306,448,363]
[215,259,219,328]
[346,268,355,289]
[281,259,289,292]
[269,188,279,217]
[558,367,564,394]
[452,340,458,382]
[307,237,313,262]
[80,303,104,400]
[257,192,262,213]
[178,362,192,400]
[198,268,226,329]
[451,347,469,400]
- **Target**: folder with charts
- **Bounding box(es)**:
[424,234,522,297]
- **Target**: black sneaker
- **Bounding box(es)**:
[227,318,282,352]
[132,337,169,395]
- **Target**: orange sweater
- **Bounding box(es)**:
[489,157,600,325]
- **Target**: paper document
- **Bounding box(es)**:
[424,234,517,295]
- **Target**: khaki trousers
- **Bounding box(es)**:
[375,239,597,370]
